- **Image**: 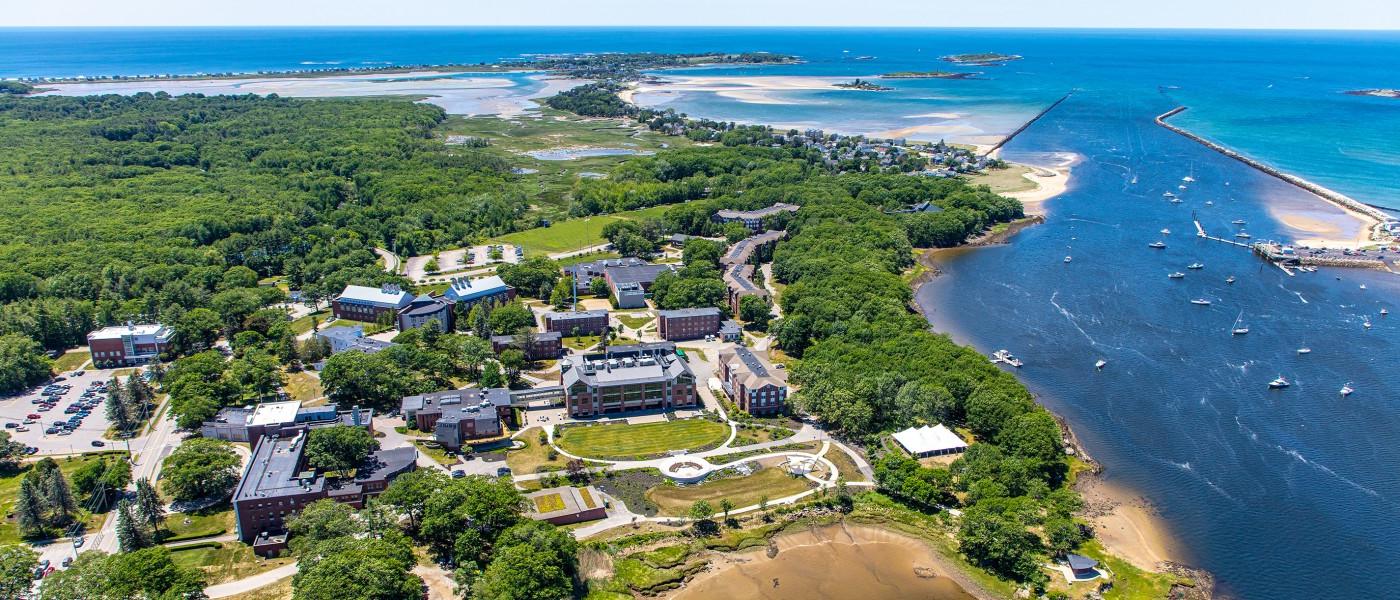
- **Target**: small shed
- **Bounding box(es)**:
[1066,553,1100,580]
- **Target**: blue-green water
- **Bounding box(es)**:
[4,28,1399,599]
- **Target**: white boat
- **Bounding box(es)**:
[1149,241,1167,249]
[1232,219,1247,225]
[1340,383,1354,396]
[1168,272,1186,279]
[1064,256,1073,263]
[1161,228,1171,235]
[1191,298,1212,306]
[991,349,1023,368]
[1163,191,1176,198]
[1170,198,1184,204]
[1179,184,1188,190]
[1382,309,1389,316]
[1183,175,1196,183]
[1187,262,1204,270]
[1363,318,1372,330]
[1269,376,1290,389]
[1231,311,1249,335]
[1234,232,1252,239]
[1095,359,1107,370]
[1297,347,1311,354]
[1226,276,1236,284]
[1205,200,1214,206]
[1360,284,1367,290]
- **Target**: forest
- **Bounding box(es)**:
[0,93,531,391]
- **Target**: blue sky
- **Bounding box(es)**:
[7,0,1399,29]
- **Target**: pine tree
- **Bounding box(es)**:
[15,477,46,537]
[125,373,152,424]
[116,499,148,552]
[469,303,490,337]
[106,384,133,433]
[134,478,165,533]
[40,464,76,526]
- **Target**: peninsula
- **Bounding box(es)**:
[880,70,981,79]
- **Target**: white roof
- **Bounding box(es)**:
[247,401,302,426]
[337,284,410,307]
[893,424,968,455]
[88,323,171,340]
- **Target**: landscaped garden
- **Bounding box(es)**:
[644,466,814,516]
[555,418,729,460]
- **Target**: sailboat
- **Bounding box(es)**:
[1205,200,1214,206]
[1231,311,1249,335]
[1269,375,1290,389]
[1340,383,1354,396]
[1234,231,1252,239]
[1363,318,1373,330]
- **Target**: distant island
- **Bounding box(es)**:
[11,51,801,85]
[833,78,893,91]
[1344,88,1400,99]
[879,71,980,80]
[941,52,1022,66]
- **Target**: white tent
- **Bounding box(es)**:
[893,424,968,457]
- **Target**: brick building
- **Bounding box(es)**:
[560,343,697,417]
[717,346,788,416]
[200,400,373,444]
[543,310,609,336]
[400,387,516,450]
[656,307,724,341]
[331,284,412,323]
[490,331,563,360]
[87,323,174,367]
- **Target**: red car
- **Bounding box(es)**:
[26,413,40,419]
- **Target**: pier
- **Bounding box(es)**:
[1193,217,1252,248]
[1252,242,1393,271]
[1156,107,1391,225]
[984,91,1073,156]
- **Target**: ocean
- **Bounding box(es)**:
[4,27,1399,599]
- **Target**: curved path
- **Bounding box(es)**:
[205,563,299,598]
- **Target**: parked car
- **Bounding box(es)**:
[15,427,29,433]
[26,413,40,419]
[73,370,84,377]
[91,440,105,448]
[4,423,17,429]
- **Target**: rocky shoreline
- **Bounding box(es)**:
[1343,88,1400,99]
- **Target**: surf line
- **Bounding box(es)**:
[983,91,1074,157]
[1155,106,1390,223]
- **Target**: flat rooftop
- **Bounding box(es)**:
[248,400,302,426]
[235,433,322,503]
[88,323,171,340]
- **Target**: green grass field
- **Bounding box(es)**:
[161,504,235,542]
[169,541,295,585]
[282,371,323,403]
[491,204,672,257]
[51,351,90,373]
[965,164,1037,194]
[615,315,654,330]
[645,467,814,516]
[0,452,126,544]
[556,418,729,460]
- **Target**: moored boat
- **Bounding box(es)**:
[1269,375,1290,389]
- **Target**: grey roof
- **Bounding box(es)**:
[544,309,608,322]
[315,326,364,343]
[401,387,514,416]
[1066,554,1099,571]
[723,230,786,265]
[399,295,452,318]
[564,257,647,279]
[490,331,562,344]
[730,346,770,378]
[714,203,799,220]
[353,447,417,484]
[605,264,674,286]
[658,307,723,319]
[723,263,765,294]
[719,319,741,335]
[563,344,692,389]
[336,284,411,308]
[234,434,323,503]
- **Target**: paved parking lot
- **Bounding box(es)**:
[0,367,130,455]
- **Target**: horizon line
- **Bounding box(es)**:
[3,25,1399,32]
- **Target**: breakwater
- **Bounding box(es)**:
[983,92,1072,156]
[1156,107,1391,227]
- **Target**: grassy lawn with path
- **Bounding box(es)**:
[507,427,570,474]
[288,309,331,335]
[615,315,654,330]
[160,504,235,542]
[282,370,324,403]
[491,204,672,257]
[645,467,814,516]
[169,541,295,585]
[412,440,458,466]
[563,335,602,351]
[556,418,729,460]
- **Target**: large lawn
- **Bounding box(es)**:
[645,467,814,516]
[169,541,295,585]
[282,370,324,404]
[0,452,126,544]
[161,504,235,542]
[491,204,672,257]
[51,350,91,373]
[556,419,729,460]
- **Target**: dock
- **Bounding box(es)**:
[1252,242,1392,271]
[1194,218,1253,248]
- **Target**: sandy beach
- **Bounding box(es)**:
[39,72,584,117]
[1076,475,1185,572]
[620,75,856,106]
[670,523,989,600]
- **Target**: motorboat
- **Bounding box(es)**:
[1170,197,1184,204]
[1360,284,1368,290]
[1064,256,1073,263]
[1149,241,1167,249]
[1232,219,1247,225]
[1226,276,1236,284]
[1235,232,1252,239]
[1382,308,1389,316]
[1191,298,1212,306]
[1187,262,1204,270]
[1168,272,1186,279]
[1269,376,1290,389]
[1363,318,1372,330]
[992,349,1023,368]
[1205,200,1214,206]
[1297,347,1311,355]
[1340,383,1354,397]
[1163,191,1176,198]
[1161,228,1171,235]
[1095,359,1107,370]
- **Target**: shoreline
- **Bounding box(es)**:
[909,224,1211,594]
[1156,106,1391,248]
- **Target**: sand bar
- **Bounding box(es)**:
[1076,475,1185,572]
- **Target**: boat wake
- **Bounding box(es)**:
[1274,445,1393,507]
[1049,291,1097,345]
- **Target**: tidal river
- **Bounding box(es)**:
[918,90,1400,599]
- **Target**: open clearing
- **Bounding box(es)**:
[555,418,729,460]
